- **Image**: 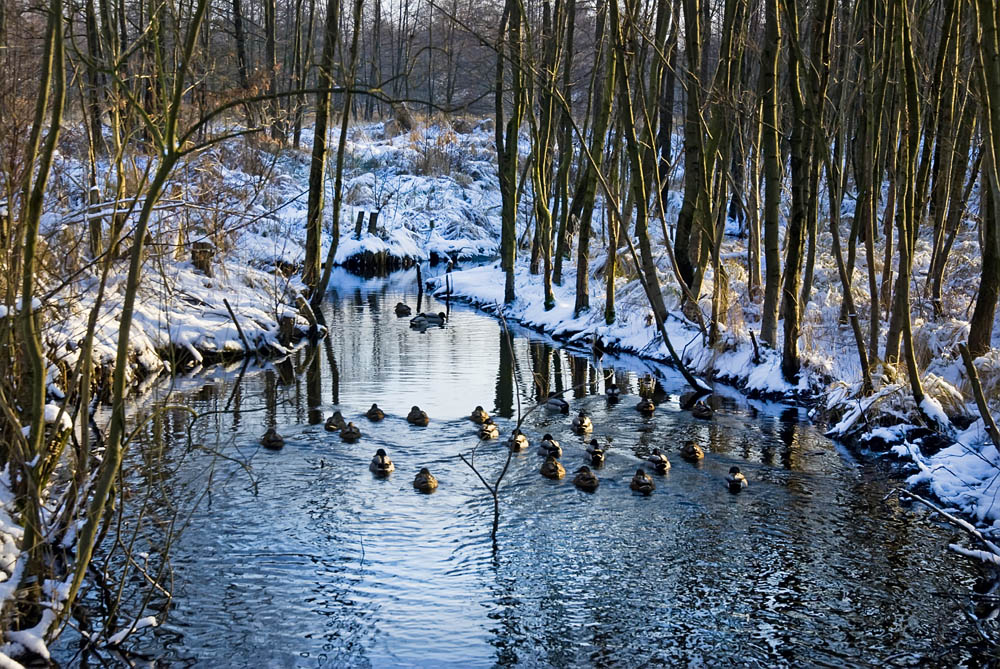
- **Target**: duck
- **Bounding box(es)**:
[727,466,748,493]
[470,405,490,424]
[572,411,593,434]
[365,403,385,421]
[692,402,714,420]
[479,418,500,440]
[680,440,705,462]
[324,411,346,432]
[369,448,395,476]
[507,428,529,452]
[410,312,446,328]
[407,405,429,426]
[413,467,438,492]
[540,455,566,480]
[606,383,621,400]
[394,302,412,316]
[546,397,570,414]
[630,468,655,495]
[586,439,605,467]
[538,434,562,458]
[647,448,671,474]
[636,398,656,415]
[340,422,362,442]
[260,427,284,450]
[573,466,600,492]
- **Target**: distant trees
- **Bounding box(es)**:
[486,0,1000,404]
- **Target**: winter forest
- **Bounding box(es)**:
[3,0,1000,663]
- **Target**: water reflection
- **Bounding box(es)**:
[60,267,989,667]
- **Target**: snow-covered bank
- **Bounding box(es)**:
[33,118,505,398]
[431,261,825,399]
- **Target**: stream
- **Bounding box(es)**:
[56,267,987,667]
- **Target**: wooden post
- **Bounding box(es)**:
[354,210,365,238]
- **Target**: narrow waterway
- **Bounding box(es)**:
[59,267,985,667]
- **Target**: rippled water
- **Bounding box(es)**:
[57,267,986,667]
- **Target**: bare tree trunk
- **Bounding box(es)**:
[17,0,65,580]
[303,0,341,293]
[575,0,614,316]
[969,0,1000,357]
[552,0,575,287]
[496,0,526,303]
[759,0,781,347]
[315,0,365,302]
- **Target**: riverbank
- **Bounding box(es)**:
[35,118,1000,527]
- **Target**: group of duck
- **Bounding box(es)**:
[258,300,743,493]
[259,394,748,495]
[470,403,747,494]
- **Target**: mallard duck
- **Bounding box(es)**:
[538,434,562,458]
[413,467,438,492]
[692,401,713,420]
[727,466,748,493]
[546,397,570,414]
[636,398,656,415]
[409,314,429,329]
[479,418,499,440]
[394,302,412,316]
[407,405,429,426]
[572,411,593,434]
[324,411,346,432]
[540,455,566,479]
[340,422,362,442]
[369,448,394,476]
[630,468,655,495]
[586,439,605,467]
[470,405,490,424]
[647,448,671,474]
[507,428,529,452]
[573,466,600,492]
[366,403,385,421]
[260,427,284,450]
[680,440,705,462]
[421,312,447,326]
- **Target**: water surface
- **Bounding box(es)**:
[60,267,985,667]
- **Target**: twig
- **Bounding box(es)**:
[222,298,252,354]
[887,488,1000,560]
